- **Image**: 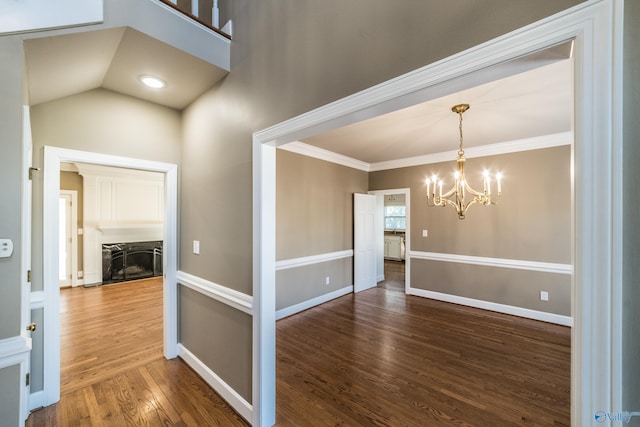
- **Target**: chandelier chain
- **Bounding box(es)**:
[458,111,464,156]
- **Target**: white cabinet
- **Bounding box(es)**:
[384,235,404,260]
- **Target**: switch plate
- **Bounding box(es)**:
[540,291,549,301]
[0,239,13,258]
[193,240,200,255]
[422,230,428,237]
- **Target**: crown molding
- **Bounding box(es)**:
[278,141,371,171]
[280,132,571,172]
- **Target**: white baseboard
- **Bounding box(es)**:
[408,287,573,326]
[177,344,252,423]
[276,286,353,320]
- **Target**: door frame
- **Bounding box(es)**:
[39,146,178,407]
[253,2,623,425]
[58,190,78,288]
[368,188,410,293]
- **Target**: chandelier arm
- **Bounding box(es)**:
[463,182,486,198]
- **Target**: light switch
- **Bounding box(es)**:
[0,239,13,258]
[193,240,200,255]
[422,230,428,237]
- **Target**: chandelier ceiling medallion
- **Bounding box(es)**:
[426,104,501,219]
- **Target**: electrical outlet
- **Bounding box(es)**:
[540,291,549,301]
[422,229,428,237]
[193,240,200,255]
[325,276,330,285]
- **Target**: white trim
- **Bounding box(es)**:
[0,336,31,366]
[177,344,253,423]
[409,251,572,275]
[253,2,621,426]
[408,288,573,327]
[282,132,572,173]
[275,250,353,271]
[30,291,45,310]
[21,105,33,424]
[252,140,276,427]
[279,142,370,171]
[276,286,353,320]
[42,146,179,408]
[369,132,573,172]
[29,390,44,411]
[177,271,253,315]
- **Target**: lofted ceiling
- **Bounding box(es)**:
[23,26,572,164]
[24,26,228,110]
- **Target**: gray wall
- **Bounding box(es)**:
[370,146,571,314]
[178,285,253,402]
[276,150,367,311]
[0,366,20,426]
[0,36,25,424]
[623,0,640,412]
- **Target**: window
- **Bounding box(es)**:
[384,205,406,231]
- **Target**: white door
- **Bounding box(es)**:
[354,193,377,293]
[59,194,72,287]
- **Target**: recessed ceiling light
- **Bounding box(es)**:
[139,75,167,89]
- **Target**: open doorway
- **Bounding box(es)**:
[37,147,178,409]
[255,4,623,423]
[56,161,166,395]
[369,189,410,293]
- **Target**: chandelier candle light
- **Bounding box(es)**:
[426,104,502,219]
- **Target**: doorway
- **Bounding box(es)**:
[253,4,623,425]
[37,147,178,408]
[58,190,77,288]
[369,189,410,293]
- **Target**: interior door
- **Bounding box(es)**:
[354,193,377,293]
[58,194,73,287]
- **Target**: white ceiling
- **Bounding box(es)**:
[300,45,573,164]
[24,27,228,110]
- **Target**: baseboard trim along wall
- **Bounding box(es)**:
[177,344,253,423]
[276,285,353,320]
[408,251,572,275]
[177,271,253,315]
[408,287,573,326]
[275,249,354,271]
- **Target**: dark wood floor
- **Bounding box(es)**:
[28,266,571,426]
[276,260,571,425]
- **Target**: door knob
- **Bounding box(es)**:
[26,323,37,332]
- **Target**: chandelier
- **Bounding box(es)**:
[426,104,501,219]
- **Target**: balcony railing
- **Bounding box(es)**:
[158,0,232,39]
